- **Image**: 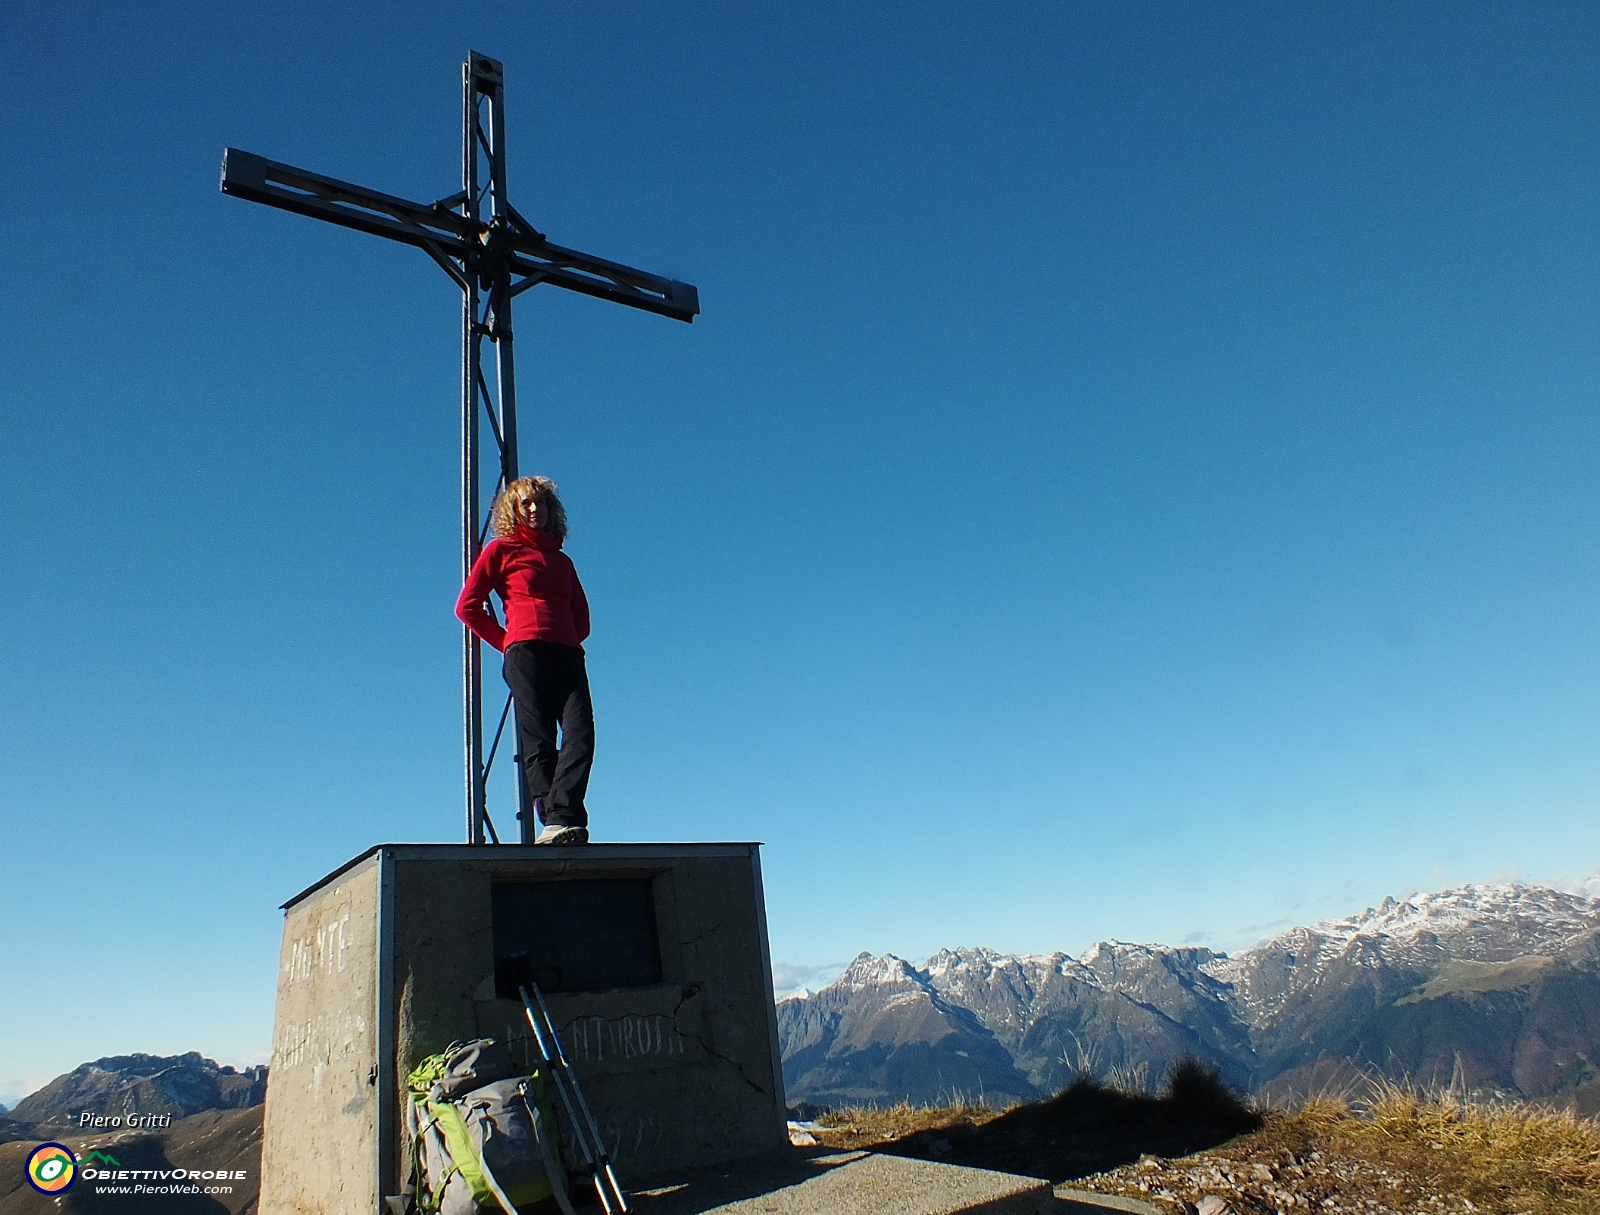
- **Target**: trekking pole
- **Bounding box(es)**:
[528,980,629,1213]
[517,985,615,1215]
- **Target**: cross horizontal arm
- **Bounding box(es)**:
[221,147,473,252]
[220,148,699,322]
[506,240,701,320]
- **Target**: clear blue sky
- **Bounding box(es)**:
[4,0,1600,1104]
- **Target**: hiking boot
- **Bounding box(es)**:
[533,823,589,846]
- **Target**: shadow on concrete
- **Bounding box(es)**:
[878,1061,1263,1184]
[620,1147,869,1214]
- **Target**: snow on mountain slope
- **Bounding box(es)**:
[778,880,1600,1106]
[1203,883,1600,1023]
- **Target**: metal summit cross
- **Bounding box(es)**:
[221,52,699,846]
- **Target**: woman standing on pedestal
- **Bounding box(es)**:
[456,476,594,845]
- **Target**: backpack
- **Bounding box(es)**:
[395,1039,576,1215]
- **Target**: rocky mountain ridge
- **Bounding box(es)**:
[3,1052,266,1136]
[777,881,1600,1110]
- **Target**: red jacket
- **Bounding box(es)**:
[455,527,591,652]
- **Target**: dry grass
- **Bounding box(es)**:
[1260,1080,1600,1214]
[813,1100,1000,1150]
[807,1076,1600,1214]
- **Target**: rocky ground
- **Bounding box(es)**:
[1085,1141,1487,1214]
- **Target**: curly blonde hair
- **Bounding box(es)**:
[490,475,568,541]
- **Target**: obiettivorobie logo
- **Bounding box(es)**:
[22,1140,245,1198]
[23,1146,120,1194]
[25,1143,78,1194]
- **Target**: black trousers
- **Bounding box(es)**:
[502,640,594,828]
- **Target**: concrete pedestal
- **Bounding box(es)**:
[258,843,788,1215]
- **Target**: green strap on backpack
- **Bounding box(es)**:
[432,1099,550,1208]
[403,1043,562,1214]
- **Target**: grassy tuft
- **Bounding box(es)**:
[1160,1058,1242,1110]
[1348,1080,1599,1210]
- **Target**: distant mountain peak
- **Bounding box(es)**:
[8,1051,266,1126]
[779,875,1600,1110]
[924,945,1057,982]
[1204,881,1600,987]
[1313,881,1599,943]
[837,951,925,991]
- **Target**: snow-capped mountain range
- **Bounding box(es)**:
[776,881,1600,1110]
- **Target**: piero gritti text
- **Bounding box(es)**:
[76,1111,173,1130]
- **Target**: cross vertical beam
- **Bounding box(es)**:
[220,52,699,845]
[464,53,529,843]
[461,57,488,846]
